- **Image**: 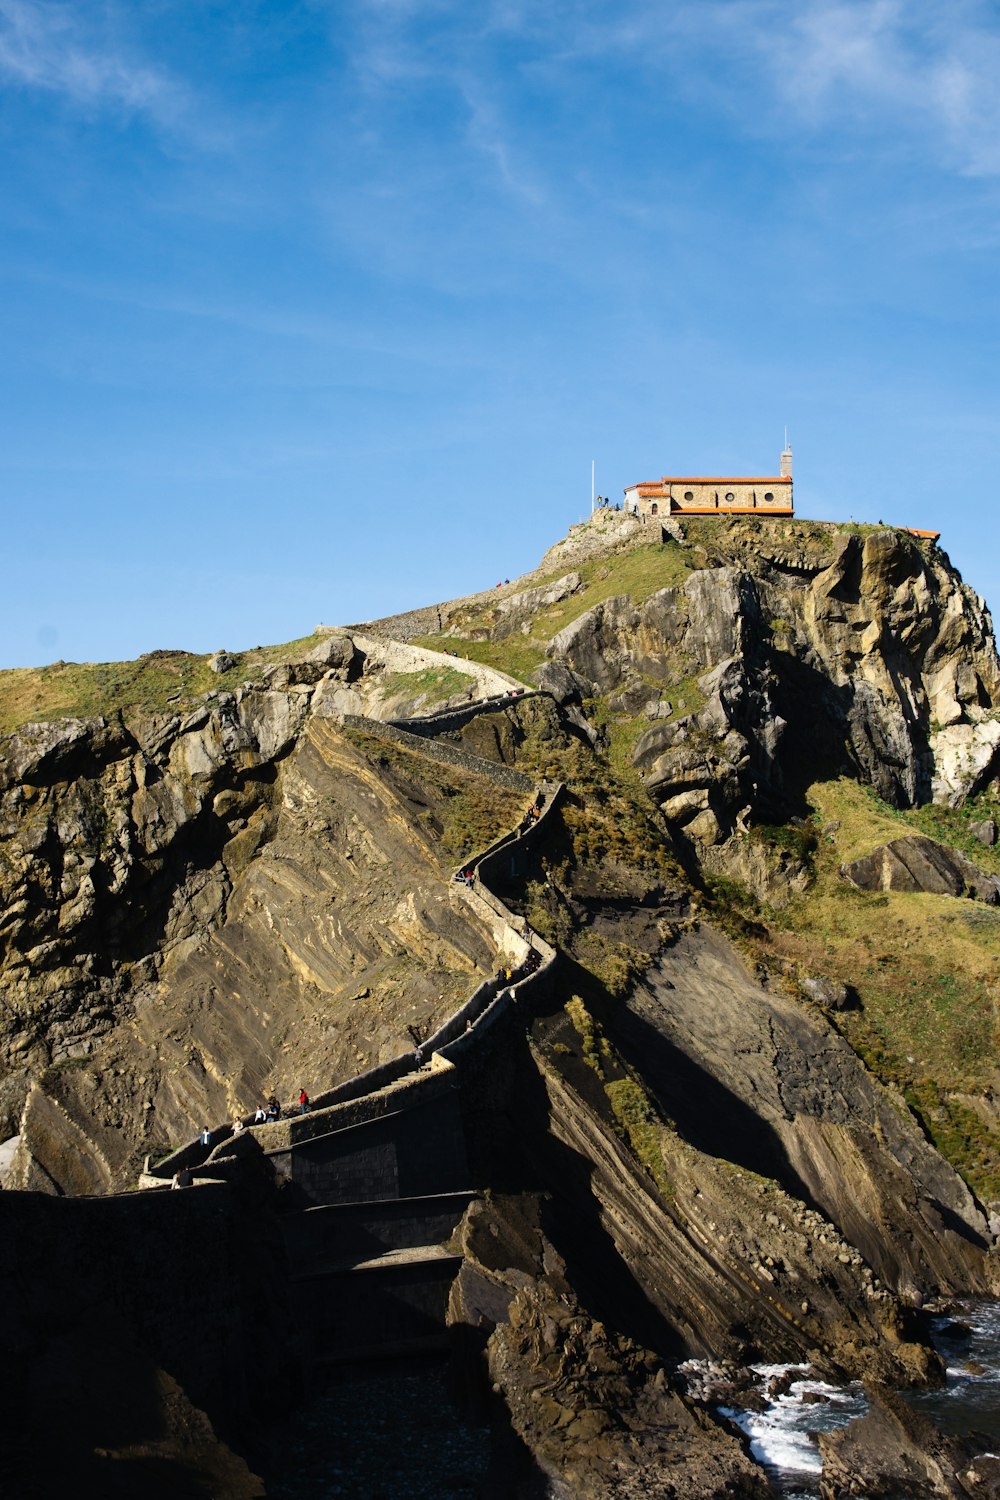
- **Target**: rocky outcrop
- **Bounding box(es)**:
[617,928,996,1304]
[530,524,1000,838]
[931,719,1000,807]
[449,1195,768,1499]
[492,572,582,637]
[488,1282,768,1499]
[819,1385,1000,1500]
[842,835,1000,902]
[0,671,536,1190]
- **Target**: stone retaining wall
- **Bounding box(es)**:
[388,690,540,739]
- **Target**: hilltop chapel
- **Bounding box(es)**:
[624,445,794,519]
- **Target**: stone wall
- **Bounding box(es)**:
[285,1190,476,1273]
[389,691,540,740]
[267,1089,470,1207]
[0,1178,294,1437]
[350,631,525,694]
[288,1253,461,1364]
[625,479,793,517]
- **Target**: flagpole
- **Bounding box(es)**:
[591,459,595,514]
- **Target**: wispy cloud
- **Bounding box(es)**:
[0,0,192,133]
[556,0,1000,178]
[345,0,551,206]
[746,0,1000,176]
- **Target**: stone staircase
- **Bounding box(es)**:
[141,671,562,1372]
[283,1190,476,1366]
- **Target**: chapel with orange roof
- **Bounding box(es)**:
[624,445,794,518]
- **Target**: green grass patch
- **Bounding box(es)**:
[605,1078,673,1198]
[565,995,606,1073]
[413,541,693,685]
[750,775,1000,1195]
[0,632,330,735]
[532,542,692,637]
[411,635,545,685]
[380,665,474,705]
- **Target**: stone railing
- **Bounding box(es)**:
[350,632,527,697]
[387,689,540,740]
[145,760,563,1184]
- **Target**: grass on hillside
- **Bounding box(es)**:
[380,665,474,707]
[0,633,328,735]
[414,539,694,685]
[744,777,1000,1199]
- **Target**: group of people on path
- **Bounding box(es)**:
[497,946,542,987]
[172,1088,311,1187]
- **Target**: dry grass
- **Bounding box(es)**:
[752,776,1000,1196]
[0,633,327,735]
[413,540,694,686]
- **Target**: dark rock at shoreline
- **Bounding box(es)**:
[819,1383,1000,1500]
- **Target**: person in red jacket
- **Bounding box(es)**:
[298,1088,310,1115]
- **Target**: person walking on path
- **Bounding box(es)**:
[298,1088,310,1115]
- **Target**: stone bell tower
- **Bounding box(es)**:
[780,442,793,478]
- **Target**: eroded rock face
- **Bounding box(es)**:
[618,928,996,1306]
[0,669,518,1191]
[818,1384,1000,1500]
[537,526,1000,840]
[449,1196,768,1500]
[488,1284,767,1500]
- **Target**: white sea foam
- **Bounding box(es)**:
[720,1403,824,1474]
[719,1368,867,1484]
[716,1300,1000,1497]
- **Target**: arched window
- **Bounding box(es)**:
[650,501,658,516]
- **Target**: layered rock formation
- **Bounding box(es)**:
[1,640,530,1191]
[535,520,1000,843]
[3,510,1000,1498]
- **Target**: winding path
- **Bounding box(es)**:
[139,659,563,1367]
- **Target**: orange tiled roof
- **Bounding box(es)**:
[662,476,792,484]
[626,477,792,490]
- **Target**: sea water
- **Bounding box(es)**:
[717,1299,1000,1498]
[718,1366,867,1498]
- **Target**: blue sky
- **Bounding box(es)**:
[2,0,1000,668]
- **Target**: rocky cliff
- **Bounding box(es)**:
[4,509,1000,1497]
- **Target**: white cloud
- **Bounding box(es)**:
[558,0,1000,178]
[0,0,189,130]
